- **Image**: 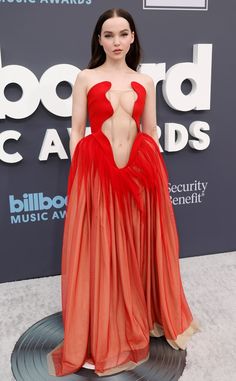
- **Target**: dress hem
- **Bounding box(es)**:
[47,316,202,377]
[150,316,202,350]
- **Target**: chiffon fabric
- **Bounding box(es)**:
[47,80,201,377]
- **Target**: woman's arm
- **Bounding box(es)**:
[141,75,159,145]
[70,70,88,160]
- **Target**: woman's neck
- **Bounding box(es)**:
[98,59,130,73]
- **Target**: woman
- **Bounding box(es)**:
[47,7,201,377]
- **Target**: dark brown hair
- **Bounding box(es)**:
[87,8,142,71]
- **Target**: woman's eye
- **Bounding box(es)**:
[104,33,128,38]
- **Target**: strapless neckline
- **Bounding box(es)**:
[87,80,146,96]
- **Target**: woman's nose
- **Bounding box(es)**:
[114,37,120,45]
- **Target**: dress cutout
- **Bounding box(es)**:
[102,87,138,168]
[47,80,201,377]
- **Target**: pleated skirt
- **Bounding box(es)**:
[47,129,201,377]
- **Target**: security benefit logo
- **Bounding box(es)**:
[168,179,208,206]
[143,0,208,11]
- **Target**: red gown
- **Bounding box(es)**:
[47,80,201,377]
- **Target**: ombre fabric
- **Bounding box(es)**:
[47,80,201,377]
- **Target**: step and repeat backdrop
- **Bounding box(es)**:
[0,0,235,283]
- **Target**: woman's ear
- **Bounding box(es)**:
[131,31,135,44]
[98,34,102,46]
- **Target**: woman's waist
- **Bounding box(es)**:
[101,125,138,144]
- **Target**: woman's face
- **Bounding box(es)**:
[98,16,134,60]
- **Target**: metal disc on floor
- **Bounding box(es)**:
[11,311,187,381]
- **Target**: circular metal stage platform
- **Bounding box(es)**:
[11,312,187,380]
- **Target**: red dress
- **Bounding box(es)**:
[47,80,201,377]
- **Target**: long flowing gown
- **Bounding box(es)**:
[47,80,201,377]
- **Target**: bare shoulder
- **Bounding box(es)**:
[74,68,101,92]
[133,72,155,92]
[139,73,155,87]
[73,69,90,89]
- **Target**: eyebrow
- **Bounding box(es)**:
[103,29,129,34]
